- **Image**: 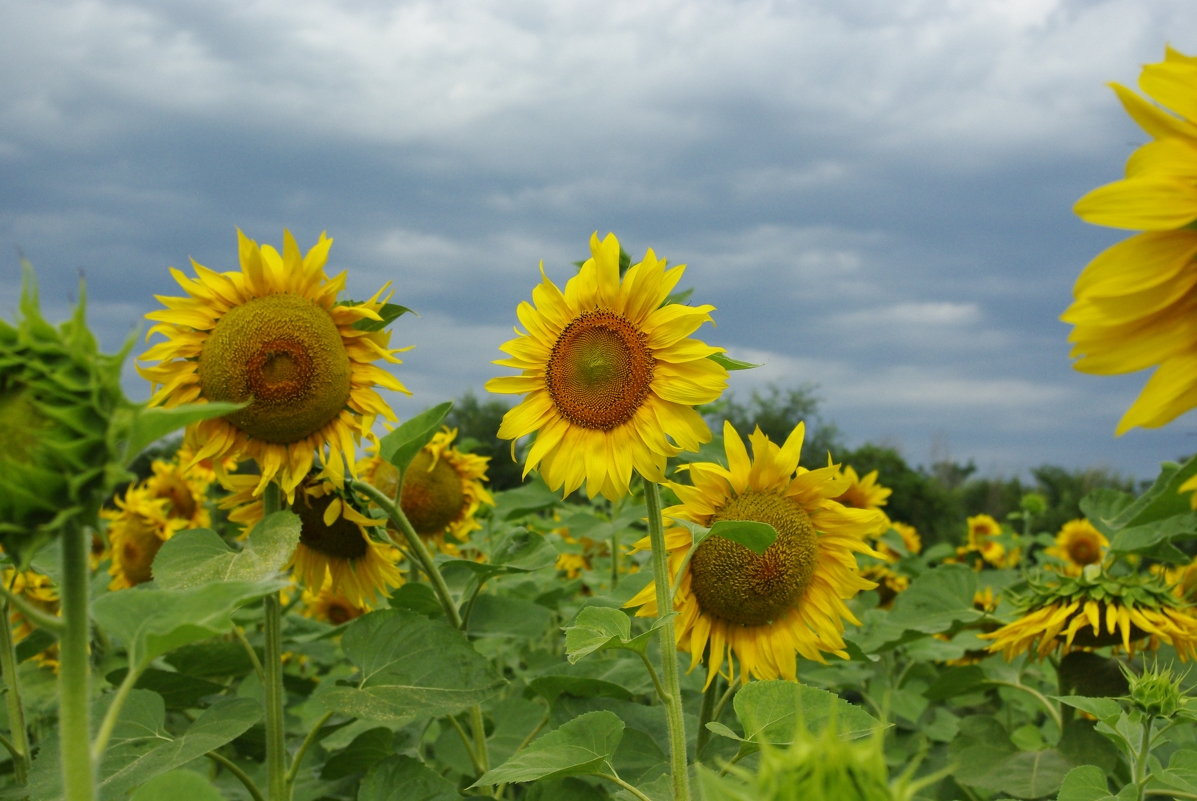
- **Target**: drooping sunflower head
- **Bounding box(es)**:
[980,569,1197,661]
[138,229,411,501]
[626,420,886,686]
[485,232,729,500]
[1045,518,1109,575]
[1064,48,1197,434]
[220,473,401,607]
[102,485,188,590]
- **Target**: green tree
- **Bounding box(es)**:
[443,390,523,491]
[840,443,964,548]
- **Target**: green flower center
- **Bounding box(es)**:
[401,451,466,536]
[545,310,654,430]
[198,294,351,444]
[689,491,819,626]
[293,492,369,561]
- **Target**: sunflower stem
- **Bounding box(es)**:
[59,521,96,801]
[0,594,30,785]
[349,479,491,776]
[643,477,692,801]
[695,672,721,759]
[262,483,290,801]
[90,661,144,762]
[1133,714,1155,801]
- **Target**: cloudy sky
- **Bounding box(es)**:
[3,0,1197,481]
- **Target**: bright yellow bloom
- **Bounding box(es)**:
[138,229,410,501]
[981,572,1197,661]
[1045,518,1109,574]
[1064,47,1197,433]
[833,466,892,518]
[298,586,370,626]
[1,567,60,670]
[626,421,885,686]
[220,474,402,607]
[103,485,190,589]
[486,232,728,500]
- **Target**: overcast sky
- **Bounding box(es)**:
[4,0,1197,481]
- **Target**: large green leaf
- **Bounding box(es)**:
[1057,765,1118,801]
[92,579,287,671]
[1156,749,1197,796]
[358,756,462,801]
[128,770,225,801]
[152,511,300,590]
[709,680,879,757]
[472,710,624,787]
[379,402,453,473]
[321,609,503,724]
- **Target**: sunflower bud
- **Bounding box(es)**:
[0,263,132,566]
[1125,662,1188,719]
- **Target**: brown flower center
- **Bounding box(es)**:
[688,491,819,626]
[1068,537,1101,566]
[198,293,351,444]
[401,450,466,536]
[545,310,653,430]
[293,492,369,561]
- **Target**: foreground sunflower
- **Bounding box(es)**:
[1063,47,1197,433]
[626,421,886,685]
[138,229,410,500]
[362,427,493,553]
[981,569,1197,661]
[221,473,402,607]
[486,232,728,500]
[1045,518,1109,575]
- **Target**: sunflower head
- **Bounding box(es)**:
[833,466,893,516]
[981,569,1197,661]
[299,587,369,626]
[626,420,885,685]
[486,232,729,500]
[138,229,411,501]
[102,485,188,590]
[0,263,133,565]
[1045,518,1109,575]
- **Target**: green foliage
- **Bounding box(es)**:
[444,390,523,490]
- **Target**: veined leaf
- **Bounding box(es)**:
[472,710,624,786]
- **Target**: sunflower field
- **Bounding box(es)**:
[2,48,1197,801]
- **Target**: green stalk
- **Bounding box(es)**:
[262,484,289,801]
[694,671,720,759]
[1133,715,1154,801]
[642,477,691,801]
[59,521,96,801]
[349,479,490,775]
[0,596,30,784]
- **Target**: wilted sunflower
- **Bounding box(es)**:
[221,473,401,607]
[103,485,190,589]
[833,466,892,519]
[1045,518,1109,575]
[626,421,886,685]
[486,232,728,500]
[1063,47,1197,433]
[981,569,1197,661]
[362,427,493,553]
[138,229,410,500]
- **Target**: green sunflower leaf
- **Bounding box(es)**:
[471,710,624,787]
[128,770,225,801]
[707,520,777,554]
[709,352,762,371]
[359,756,461,801]
[151,511,300,591]
[122,400,248,465]
[563,605,667,663]
[1057,765,1119,801]
[321,608,503,724]
[720,680,881,755]
[380,401,454,473]
[352,302,416,332]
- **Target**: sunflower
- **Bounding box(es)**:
[485,232,728,500]
[144,452,213,530]
[138,229,410,500]
[952,514,1019,569]
[833,466,892,519]
[860,522,921,607]
[220,473,401,607]
[981,570,1197,661]
[362,427,493,554]
[298,586,370,626]
[1062,47,1197,433]
[626,421,886,686]
[102,485,190,589]
[1045,518,1109,575]
[1,567,60,670]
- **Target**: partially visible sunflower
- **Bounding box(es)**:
[626,421,886,686]
[103,485,190,589]
[951,514,1020,569]
[981,569,1197,661]
[1063,47,1197,433]
[2,567,60,669]
[221,473,401,607]
[1045,519,1109,575]
[144,452,213,530]
[138,229,410,501]
[298,586,370,626]
[362,427,493,555]
[833,466,892,521]
[486,232,728,500]
[1152,556,1197,605]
